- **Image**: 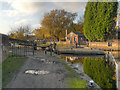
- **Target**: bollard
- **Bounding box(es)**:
[33,44,34,56]
[12,46,13,57]
[24,45,25,57]
[26,44,27,56]
[20,46,21,57]
[50,44,52,56]
[76,43,77,48]
[57,50,60,55]
[45,49,47,54]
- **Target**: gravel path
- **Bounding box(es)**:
[5,52,68,88]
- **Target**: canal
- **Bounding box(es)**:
[59,51,120,89]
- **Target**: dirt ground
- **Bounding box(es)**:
[5,51,70,88]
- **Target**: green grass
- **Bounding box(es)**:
[8,52,25,57]
[2,54,27,88]
[0,63,2,89]
[38,50,44,54]
[37,44,50,47]
[58,58,87,88]
[66,77,87,88]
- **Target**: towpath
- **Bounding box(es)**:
[5,52,68,88]
[5,51,100,88]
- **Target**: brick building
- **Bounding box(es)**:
[66,31,87,44]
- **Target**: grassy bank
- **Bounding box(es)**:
[2,54,27,88]
[58,58,87,88]
[66,77,87,88]
[37,51,87,88]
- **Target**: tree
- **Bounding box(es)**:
[9,25,32,40]
[11,31,26,40]
[84,1,118,41]
[68,22,84,34]
[33,27,50,39]
[41,9,77,41]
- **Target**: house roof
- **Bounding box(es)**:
[73,32,85,37]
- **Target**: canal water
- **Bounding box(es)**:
[59,51,120,89]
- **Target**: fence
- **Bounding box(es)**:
[0,34,9,62]
[9,38,35,57]
[89,41,120,50]
[9,38,56,57]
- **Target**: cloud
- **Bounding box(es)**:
[10,2,38,14]
[15,19,32,25]
[1,0,88,2]
[0,10,21,17]
[1,1,87,18]
[9,1,53,15]
[53,2,86,13]
[0,1,87,34]
[1,1,52,17]
[32,24,41,29]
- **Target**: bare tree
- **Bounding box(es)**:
[9,25,32,35]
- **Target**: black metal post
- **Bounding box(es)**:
[33,42,34,56]
[76,42,77,48]
[24,45,25,57]
[50,44,52,56]
[45,49,47,54]
[17,46,18,57]
[12,46,13,57]
[26,44,27,56]
[20,46,21,57]
[25,44,27,56]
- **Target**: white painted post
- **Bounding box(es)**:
[115,62,118,89]
[118,62,120,89]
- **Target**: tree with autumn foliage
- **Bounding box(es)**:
[41,9,77,41]
[9,25,31,40]
[33,27,50,39]
[11,31,26,40]
[68,22,84,34]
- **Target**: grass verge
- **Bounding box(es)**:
[2,54,27,88]
[37,51,87,88]
[58,58,87,88]
[66,77,87,88]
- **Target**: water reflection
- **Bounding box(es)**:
[60,54,116,89]
[104,51,120,60]
[60,54,105,72]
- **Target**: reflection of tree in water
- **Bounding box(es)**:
[60,55,84,64]
[67,58,84,64]
[83,57,116,89]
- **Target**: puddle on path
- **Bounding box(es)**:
[25,70,49,75]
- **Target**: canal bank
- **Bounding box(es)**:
[56,48,105,55]
[55,42,119,89]
[53,53,101,89]
[118,62,120,89]
[108,52,120,89]
[56,47,118,89]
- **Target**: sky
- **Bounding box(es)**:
[0,0,120,35]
